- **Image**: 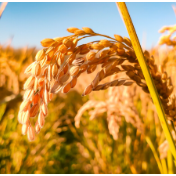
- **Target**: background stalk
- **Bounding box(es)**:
[167,150,174,174]
[116,2,176,160]
[145,136,163,173]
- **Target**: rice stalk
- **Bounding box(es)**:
[167,150,174,174]
[116,2,176,160]
[161,158,168,174]
[145,136,163,174]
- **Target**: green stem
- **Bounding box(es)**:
[145,136,163,174]
[117,2,176,161]
[161,158,168,174]
[167,150,173,174]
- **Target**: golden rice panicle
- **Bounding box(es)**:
[75,74,144,141]
[158,9,176,46]
[19,26,176,141]
[158,21,176,46]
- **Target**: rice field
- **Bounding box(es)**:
[1,2,176,174]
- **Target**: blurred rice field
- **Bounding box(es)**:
[0,43,176,174]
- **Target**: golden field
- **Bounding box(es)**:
[1,2,176,174]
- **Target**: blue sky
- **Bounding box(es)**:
[0,2,176,50]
